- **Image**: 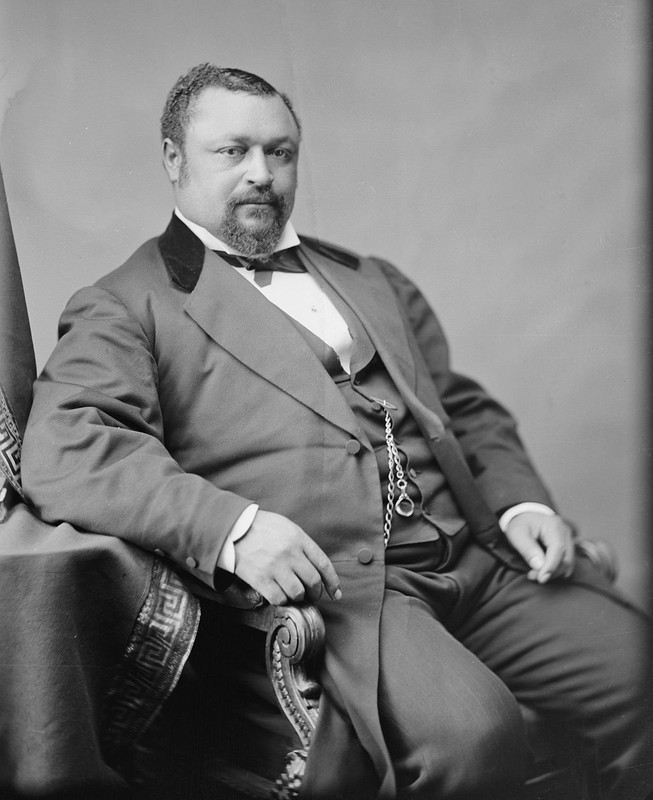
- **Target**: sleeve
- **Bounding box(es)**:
[21,286,253,589]
[216,504,259,572]
[374,258,556,515]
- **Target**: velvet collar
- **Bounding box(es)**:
[157,213,360,293]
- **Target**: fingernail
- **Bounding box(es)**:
[334,589,342,601]
[538,572,551,584]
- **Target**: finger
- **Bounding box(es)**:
[293,562,324,603]
[510,530,546,574]
[537,538,567,583]
[560,544,576,579]
[274,573,307,605]
[540,519,576,581]
[304,540,342,601]
[256,579,290,607]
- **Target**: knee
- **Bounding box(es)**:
[442,698,528,796]
[572,609,649,742]
[406,689,529,798]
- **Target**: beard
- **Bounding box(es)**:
[218,189,290,258]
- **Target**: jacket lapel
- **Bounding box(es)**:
[300,243,417,393]
[182,249,368,445]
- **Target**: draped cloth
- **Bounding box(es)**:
[0,160,200,798]
[0,163,35,500]
[0,163,35,442]
[0,504,200,798]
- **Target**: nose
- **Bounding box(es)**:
[244,147,273,186]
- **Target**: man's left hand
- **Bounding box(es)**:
[504,512,576,583]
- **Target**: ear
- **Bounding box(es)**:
[162,138,183,182]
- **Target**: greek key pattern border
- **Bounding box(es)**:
[102,557,200,778]
[0,384,23,495]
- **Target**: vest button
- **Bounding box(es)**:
[408,468,418,479]
[345,439,361,455]
[357,547,373,564]
[154,548,166,558]
[185,556,198,568]
[371,401,382,413]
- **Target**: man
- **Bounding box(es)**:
[21,64,651,799]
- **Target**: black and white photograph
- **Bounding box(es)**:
[0,2,650,799]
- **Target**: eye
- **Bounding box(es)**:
[217,146,245,158]
[269,148,292,160]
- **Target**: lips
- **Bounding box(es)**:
[236,193,279,207]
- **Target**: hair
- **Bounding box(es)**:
[160,63,301,149]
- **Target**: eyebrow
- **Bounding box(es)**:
[212,134,298,148]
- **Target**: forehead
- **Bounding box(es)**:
[187,86,299,144]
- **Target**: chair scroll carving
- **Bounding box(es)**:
[265,604,325,800]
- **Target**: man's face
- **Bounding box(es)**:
[163,87,300,256]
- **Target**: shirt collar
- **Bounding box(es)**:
[174,207,300,255]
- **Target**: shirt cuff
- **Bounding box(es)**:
[498,502,556,532]
[216,503,259,572]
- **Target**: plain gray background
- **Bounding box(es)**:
[0,0,648,605]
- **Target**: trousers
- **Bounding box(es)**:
[378,538,652,799]
[136,537,651,800]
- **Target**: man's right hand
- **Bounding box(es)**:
[233,509,342,606]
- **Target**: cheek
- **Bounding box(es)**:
[277,169,298,199]
[195,176,235,207]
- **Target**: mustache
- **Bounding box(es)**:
[231,189,283,208]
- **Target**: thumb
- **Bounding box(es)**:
[507,525,545,570]
[524,550,545,571]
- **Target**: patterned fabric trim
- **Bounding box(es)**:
[0,384,23,496]
[102,557,200,781]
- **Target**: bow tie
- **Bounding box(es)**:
[214,246,305,287]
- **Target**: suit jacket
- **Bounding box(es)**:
[22,214,554,797]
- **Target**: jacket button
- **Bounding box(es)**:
[357,547,373,564]
[185,556,198,568]
[154,548,166,558]
[345,439,361,455]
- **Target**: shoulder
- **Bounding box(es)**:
[299,234,413,284]
[95,236,165,298]
[298,235,362,270]
[299,233,429,310]
[56,234,171,348]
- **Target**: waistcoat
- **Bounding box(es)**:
[281,298,468,548]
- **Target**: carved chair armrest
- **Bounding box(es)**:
[210,580,325,733]
[209,579,326,798]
